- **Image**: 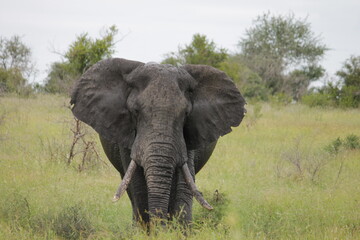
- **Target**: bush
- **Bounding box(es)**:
[0,36,36,96]
[44,26,118,94]
[269,93,292,107]
[0,193,31,229]
[53,204,94,239]
[301,92,335,108]
[277,138,332,182]
[338,85,360,108]
[344,134,360,150]
[324,137,343,155]
[242,75,269,101]
[324,134,360,154]
[305,55,360,109]
[194,190,230,231]
[219,58,269,101]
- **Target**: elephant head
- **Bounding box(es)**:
[70,58,245,221]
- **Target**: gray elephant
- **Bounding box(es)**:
[70,58,246,225]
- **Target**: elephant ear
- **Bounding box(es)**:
[70,58,144,147]
[183,65,246,150]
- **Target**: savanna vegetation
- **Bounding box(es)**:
[1,95,360,239]
[1,11,360,239]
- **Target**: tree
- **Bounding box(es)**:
[302,56,360,108]
[162,34,228,68]
[162,34,268,100]
[336,55,360,107]
[0,35,35,94]
[336,55,360,88]
[219,56,269,101]
[45,26,118,94]
[239,12,328,100]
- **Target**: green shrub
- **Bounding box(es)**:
[344,134,360,150]
[241,74,270,101]
[53,204,94,240]
[301,92,335,108]
[324,134,360,154]
[324,137,343,155]
[269,93,292,107]
[194,190,230,231]
[0,193,31,229]
[338,85,360,108]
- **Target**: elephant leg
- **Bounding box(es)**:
[127,167,149,223]
[100,137,149,223]
[169,142,217,223]
[118,148,149,224]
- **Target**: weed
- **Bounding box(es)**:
[67,117,106,172]
[0,193,31,230]
[38,117,107,172]
[246,103,262,129]
[1,96,360,239]
[324,134,360,155]
[53,204,94,239]
[0,102,7,141]
[39,136,69,164]
[324,137,343,155]
[193,190,230,233]
[277,138,331,182]
[344,134,360,150]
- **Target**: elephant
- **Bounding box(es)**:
[70,58,246,225]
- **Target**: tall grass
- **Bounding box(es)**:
[0,95,359,239]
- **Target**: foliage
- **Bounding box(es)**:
[0,67,26,93]
[269,92,293,107]
[162,34,228,68]
[0,35,35,95]
[219,56,269,101]
[336,55,360,107]
[162,34,270,101]
[301,91,335,108]
[302,56,360,108]
[324,137,343,155]
[194,190,230,230]
[325,134,360,154]
[53,204,94,240]
[44,62,78,94]
[238,12,327,100]
[336,55,360,88]
[344,134,360,150]
[65,26,118,74]
[44,26,118,94]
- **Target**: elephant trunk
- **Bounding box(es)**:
[144,142,177,220]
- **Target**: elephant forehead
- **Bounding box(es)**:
[140,78,187,105]
[130,63,194,86]
[136,63,177,76]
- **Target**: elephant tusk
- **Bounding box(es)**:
[112,160,137,202]
[182,163,213,210]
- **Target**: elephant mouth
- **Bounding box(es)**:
[112,159,213,211]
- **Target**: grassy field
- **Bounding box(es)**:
[0,94,359,239]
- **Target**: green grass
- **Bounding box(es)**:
[1,95,360,239]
